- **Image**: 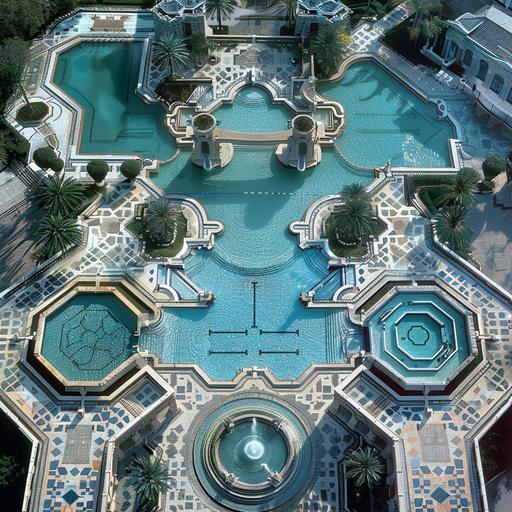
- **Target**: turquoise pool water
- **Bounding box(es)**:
[319,60,456,168]
[213,86,292,132]
[48,41,459,381]
[53,41,175,159]
[41,293,137,381]
[142,149,368,380]
[367,291,471,386]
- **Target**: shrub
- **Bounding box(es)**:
[16,101,49,123]
[482,155,506,180]
[294,116,314,132]
[33,146,57,169]
[86,159,109,184]
[51,158,64,173]
[193,114,214,131]
[120,159,143,180]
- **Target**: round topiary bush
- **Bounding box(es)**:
[294,115,314,132]
[33,146,57,170]
[193,114,215,131]
[482,155,506,180]
[86,160,109,184]
[51,158,65,173]
[120,159,143,180]
[17,102,49,123]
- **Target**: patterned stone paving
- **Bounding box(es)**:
[115,371,356,512]
[2,5,512,512]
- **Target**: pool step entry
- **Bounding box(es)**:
[190,113,234,170]
[276,115,323,171]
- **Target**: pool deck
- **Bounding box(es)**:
[2,4,512,512]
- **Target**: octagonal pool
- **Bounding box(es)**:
[40,293,138,382]
[366,289,475,388]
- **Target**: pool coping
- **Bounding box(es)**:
[24,275,161,393]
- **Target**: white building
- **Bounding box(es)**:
[425,4,512,128]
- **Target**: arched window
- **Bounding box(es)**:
[463,49,473,66]
[476,60,489,81]
[490,74,504,95]
[507,87,512,104]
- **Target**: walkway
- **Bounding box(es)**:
[467,194,512,291]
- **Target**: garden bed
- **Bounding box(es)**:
[127,213,187,258]
[16,102,49,123]
[326,218,386,258]
[155,78,198,104]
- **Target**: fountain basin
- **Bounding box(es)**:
[190,395,315,511]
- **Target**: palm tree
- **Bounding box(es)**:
[281,0,297,28]
[330,199,374,245]
[142,200,184,246]
[37,214,82,258]
[153,32,190,79]
[407,0,434,28]
[345,446,385,489]
[132,455,171,512]
[433,205,472,255]
[310,26,349,76]
[437,168,479,208]
[421,16,446,49]
[35,175,84,217]
[340,183,369,203]
[205,0,237,31]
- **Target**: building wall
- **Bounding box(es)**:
[153,11,206,41]
[442,27,512,103]
[295,12,350,37]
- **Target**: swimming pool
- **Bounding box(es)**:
[213,86,292,132]
[48,41,459,381]
[143,149,368,380]
[366,290,472,387]
[319,60,456,168]
[41,293,138,382]
[52,41,176,159]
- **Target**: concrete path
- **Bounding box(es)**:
[468,195,512,291]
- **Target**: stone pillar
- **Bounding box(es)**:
[190,113,234,170]
[276,115,322,171]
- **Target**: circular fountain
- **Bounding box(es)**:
[189,395,315,511]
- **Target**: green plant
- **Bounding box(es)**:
[345,446,385,489]
[437,167,479,207]
[294,116,314,132]
[35,175,84,217]
[51,158,65,173]
[132,455,171,512]
[120,159,143,180]
[205,0,237,30]
[190,32,209,56]
[33,146,58,169]
[152,32,190,78]
[482,155,506,181]
[194,114,214,130]
[434,205,472,256]
[142,200,185,246]
[37,214,82,258]
[0,454,17,488]
[340,182,370,203]
[16,101,49,122]
[310,26,350,77]
[281,0,297,27]
[86,159,109,185]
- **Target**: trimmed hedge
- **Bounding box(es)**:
[33,146,57,169]
[51,158,64,173]
[86,159,109,184]
[482,155,506,180]
[120,159,142,180]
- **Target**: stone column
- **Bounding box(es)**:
[276,114,322,171]
[190,113,234,170]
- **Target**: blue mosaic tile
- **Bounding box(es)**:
[62,489,79,505]
[431,487,450,504]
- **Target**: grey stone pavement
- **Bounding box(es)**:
[468,195,512,291]
[0,168,42,290]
